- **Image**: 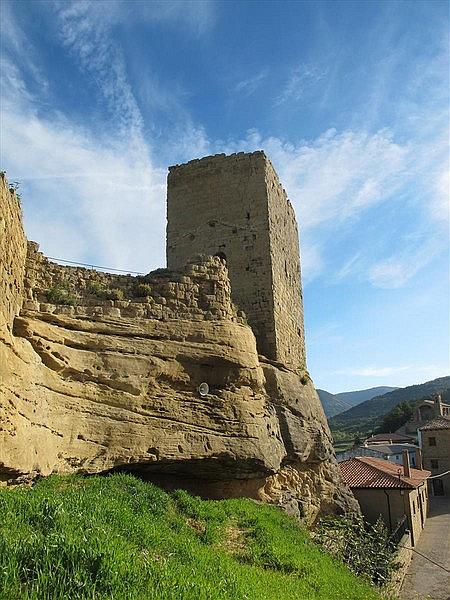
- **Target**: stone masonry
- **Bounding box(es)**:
[167,152,305,372]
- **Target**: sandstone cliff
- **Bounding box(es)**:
[0,174,357,522]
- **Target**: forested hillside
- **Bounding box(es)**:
[329,376,450,439]
[317,389,352,417]
[318,386,397,418]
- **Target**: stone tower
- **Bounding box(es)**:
[166,151,305,371]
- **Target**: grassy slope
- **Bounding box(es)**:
[0,474,381,600]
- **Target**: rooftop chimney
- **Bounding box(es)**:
[415,448,423,470]
[402,450,411,478]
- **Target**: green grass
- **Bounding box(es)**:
[0,474,382,600]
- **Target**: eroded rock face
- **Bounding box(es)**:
[1,303,356,520]
[0,175,357,522]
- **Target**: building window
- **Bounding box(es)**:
[428,437,436,446]
[412,500,416,514]
[431,459,439,469]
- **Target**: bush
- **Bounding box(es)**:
[103,288,124,300]
[313,515,399,587]
[46,284,77,306]
[133,283,152,297]
[86,282,124,301]
[86,280,105,295]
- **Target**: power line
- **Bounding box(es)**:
[47,256,144,275]
[401,545,450,573]
[425,469,450,480]
[405,469,450,480]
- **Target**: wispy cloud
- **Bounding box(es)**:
[300,243,324,283]
[55,0,215,37]
[55,1,147,151]
[275,63,328,105]
[1,5,165,272]
[234,70,268,97]
[333,365,448,378]
[3,103,166,271]
[213,124,448,288]
[368,236,446,289]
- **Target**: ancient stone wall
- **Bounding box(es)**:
[24,243,239,323]
[166,151,304,371]
[0,174,27,332]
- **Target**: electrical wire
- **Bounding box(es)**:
[46,256,144,275]
[401,545,450,573]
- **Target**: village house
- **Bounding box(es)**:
[418,416,450,496]
[336,443,420,466]
[340,454,430,546]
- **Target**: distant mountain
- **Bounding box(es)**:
[334,387,398,407]
[329,376,450,436]
[317,386,397,418]
[317,389,352,417]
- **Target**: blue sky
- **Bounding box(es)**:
[1,0,448,393]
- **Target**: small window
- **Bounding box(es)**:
[429,437,437,446]
[431,459,439,469]
[412,500,416,514]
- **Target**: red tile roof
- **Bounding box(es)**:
[340,456,430,489]
[419,417,450,431]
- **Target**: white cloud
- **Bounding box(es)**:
[275,64,328,105]
[0,4,166,273]
[55,1,147,149]
[3,106,166,272]
[368,236,445,289]
[430,168,450,223]
[299,242,324,282]
[215,128,409,228]
[333,365,448,378]
[234,70,268,97]
[55,0,215,37]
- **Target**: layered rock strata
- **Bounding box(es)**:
[0,173,357,522]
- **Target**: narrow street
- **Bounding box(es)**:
[400,496,450,600]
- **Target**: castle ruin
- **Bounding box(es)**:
[0,154,357,521]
